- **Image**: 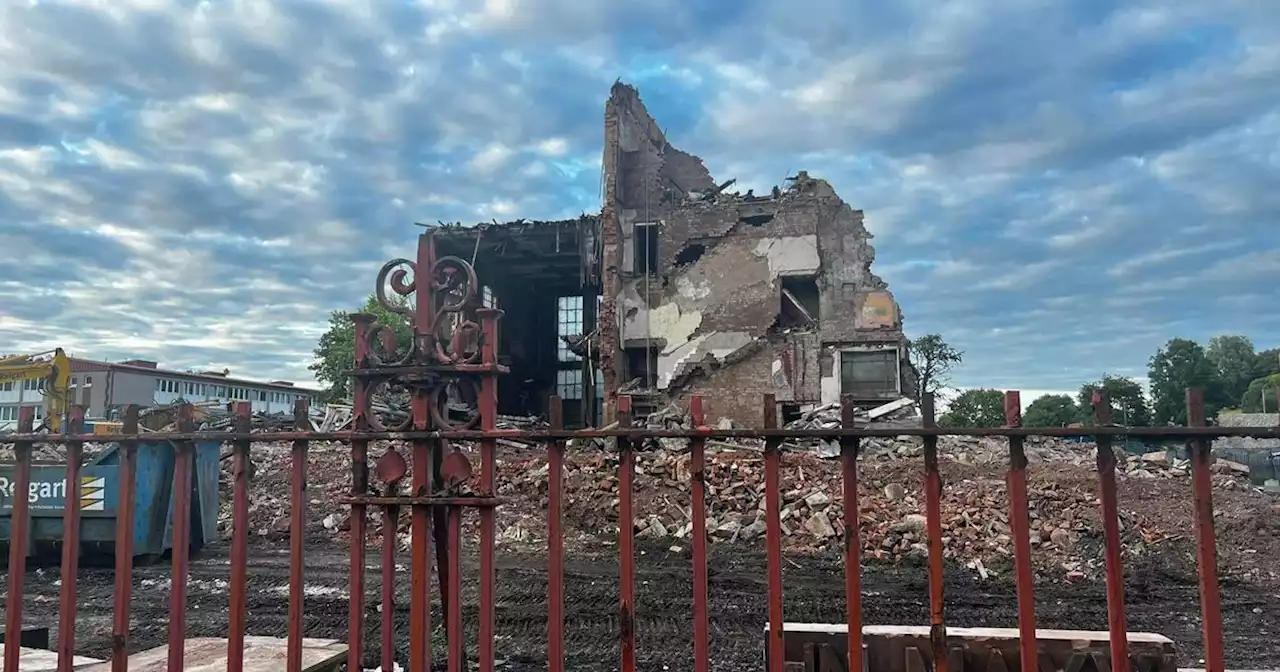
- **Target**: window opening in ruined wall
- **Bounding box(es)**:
[780,276,820,326]
[556,296,584,400]
[634,222,659,275]
[840,348,900,398]
[625,345,660,386]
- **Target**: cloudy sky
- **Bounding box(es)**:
[1,0,1277,400]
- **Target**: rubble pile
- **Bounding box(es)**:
[487,435,1276,580]
[214,428,1280,581]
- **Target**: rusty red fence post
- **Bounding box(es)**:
[4,406,35,672]
[112,405,141,672]
[762,394,785,672]
[288,400,309,672]
[547,396,566,672]
[839,396,862,672]
[1004,391,1037,672]
[348,313,375,672]
[446,497,463,672]
[921,393,946,672]
[1091,392,1130,672]
[689,395,710,672]
[380,500,399,672]
[167,404,196,672]
[478,306,501,672]
[347,436,369,672]
[410,385,433,672]
[1186,389,1225,672]
[617,394,637,672]
[227,403,252,672]
[57,406,86,672]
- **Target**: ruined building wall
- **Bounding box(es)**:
[599,83,913,427]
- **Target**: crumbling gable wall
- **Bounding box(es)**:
[601,83,913,426]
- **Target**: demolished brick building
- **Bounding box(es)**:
[434,83,915,428]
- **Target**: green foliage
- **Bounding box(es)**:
[939,388,1005,428]
[909,333,964,402]
[1076,375,1150,426]
[1206,335,1257,405]
[309,294,414,403]
[1148,338,1226,425]
[1255,348,1280,379]
[1241,374,1280,413]
[1023,394,1079,428]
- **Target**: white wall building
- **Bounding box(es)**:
[0,356,319,432]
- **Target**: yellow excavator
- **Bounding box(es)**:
[0,348,73,432]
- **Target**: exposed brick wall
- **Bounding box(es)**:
[601,83,914,420]
[677,344,778,428]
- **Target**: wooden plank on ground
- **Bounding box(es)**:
[0,643,103,670]
[81,637,347,672]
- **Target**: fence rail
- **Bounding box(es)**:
[1,389,1277,672]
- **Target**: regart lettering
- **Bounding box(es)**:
[0,476,68,503]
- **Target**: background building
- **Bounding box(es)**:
[0,356,319,431]
[432,82,915,429]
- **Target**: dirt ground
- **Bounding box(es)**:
[4,536,1279,672]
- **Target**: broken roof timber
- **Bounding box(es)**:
[428,215,603,287]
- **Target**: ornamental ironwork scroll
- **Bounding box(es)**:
[354,232,503,435]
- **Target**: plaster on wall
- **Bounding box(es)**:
[753,235,821,277]
[622,297,702,351]
[659,331,755,388]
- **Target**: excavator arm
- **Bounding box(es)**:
[0,348,72,432]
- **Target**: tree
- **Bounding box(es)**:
[1023,394,1079,427]
[1076,375,1151,426]
[1241,374,1280,413]
[909,334,963,403]
[1148,338,1226,425]
[309,294,413,403]
[939,388,1005,428]
[1255,348,1280,379]
[1206,335,1256,406]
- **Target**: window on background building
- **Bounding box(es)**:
[1,382,13,391]
[33,406,43,419]
[84,376,92,386]
[556,369,583,400]
[557,296,583,362]
[259,390,268,402]
[1,406,15,421]
[71,376,79,387]
[839,349,900,398]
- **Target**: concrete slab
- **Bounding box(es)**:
[0,644,103,671]
[81,637,346,672]
[773,623,1178,672]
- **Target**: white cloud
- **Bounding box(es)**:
[0,0,1273,397]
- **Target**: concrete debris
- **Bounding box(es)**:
[805,512,836,538]
[784,397,920,431]
[195,426,1279,583]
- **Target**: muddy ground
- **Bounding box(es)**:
[3,538,1278,672]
